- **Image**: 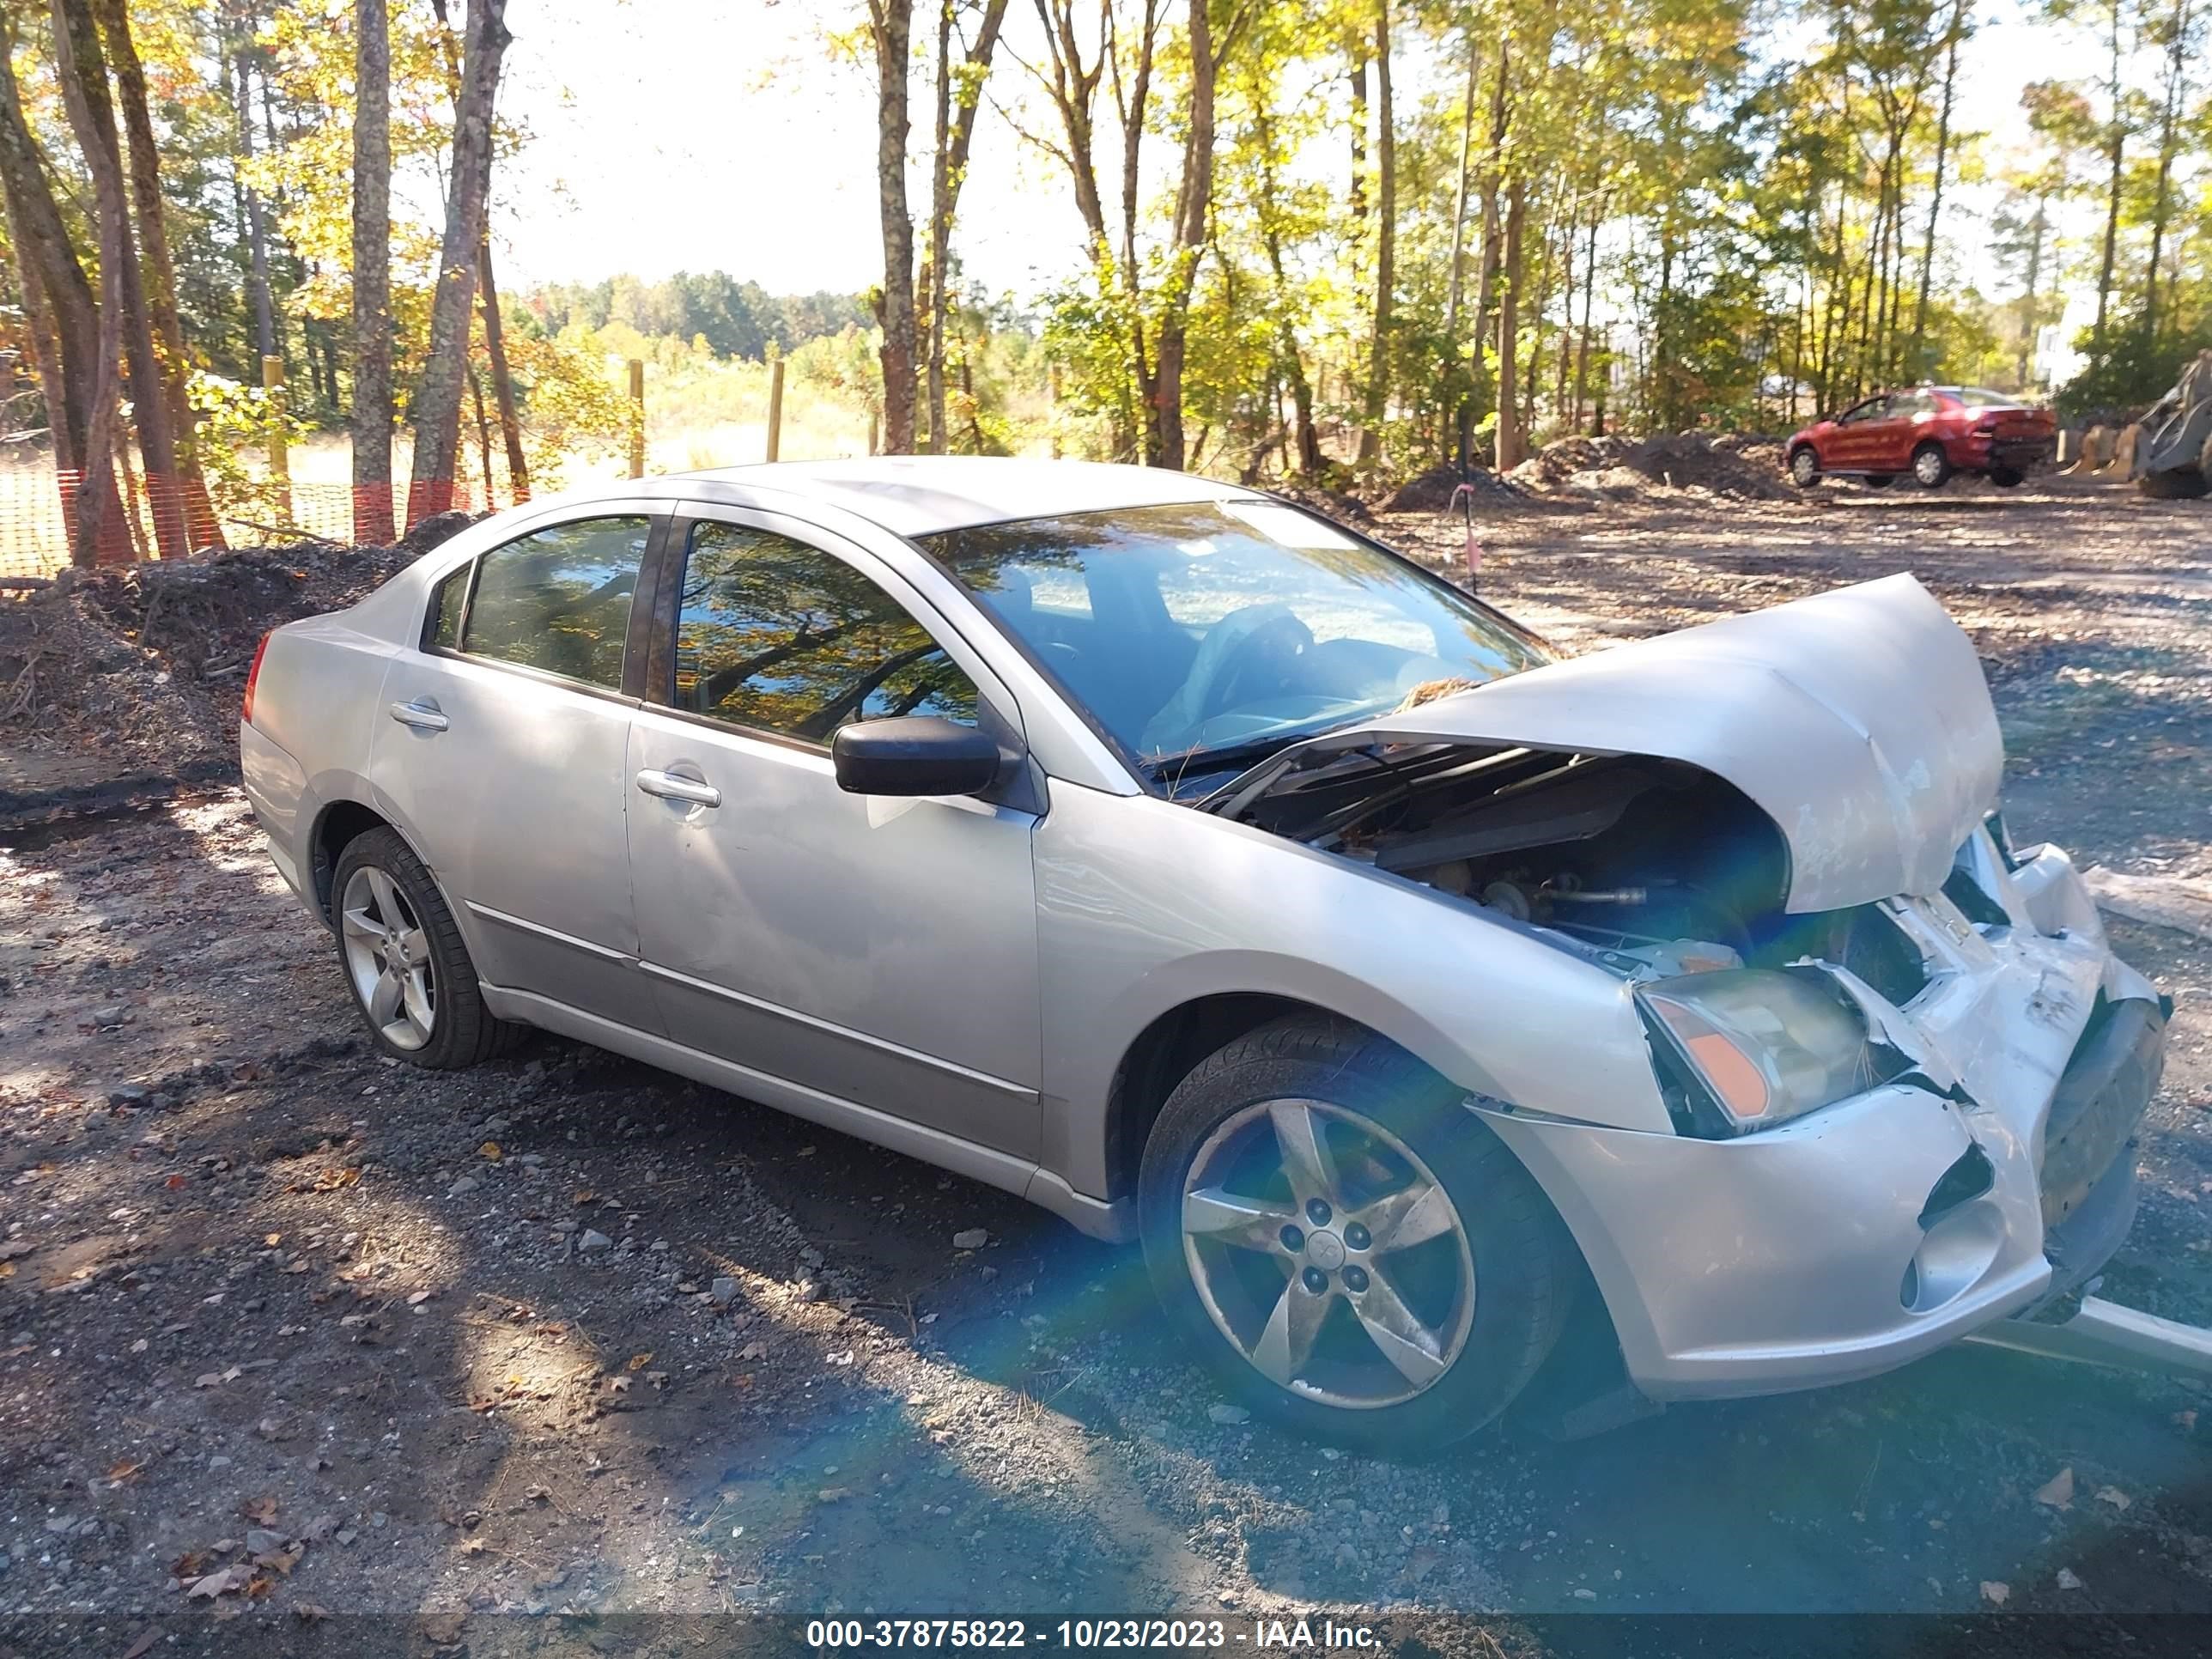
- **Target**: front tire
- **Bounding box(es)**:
[1138,1016,1576,1452]
[331,827,520,1068]
[1788,447,1821,489]
[1911,442,1954,489]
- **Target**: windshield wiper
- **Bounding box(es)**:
[1142,735,1308,787]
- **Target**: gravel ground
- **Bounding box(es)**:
[0,472,2208,1654]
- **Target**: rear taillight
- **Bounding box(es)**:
[241,632,272,726]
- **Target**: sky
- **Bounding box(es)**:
[492,0,2085,326]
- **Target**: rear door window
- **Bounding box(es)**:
[459,516,650,692]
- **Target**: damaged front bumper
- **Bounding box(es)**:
[1481,836,2167,1401]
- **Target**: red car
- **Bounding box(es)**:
[1787,386,2057,490]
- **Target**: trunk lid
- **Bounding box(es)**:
[1218,574,2002,914]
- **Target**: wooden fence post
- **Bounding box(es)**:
[765,355,786,463]
[626,358,646,479]
[263,355,291,520]
[867,411,879,457]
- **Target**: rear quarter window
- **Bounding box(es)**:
[460,516,650,691]
[425,564,471,650]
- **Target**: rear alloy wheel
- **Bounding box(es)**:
[1911,442,1954,489]
[1139,1016,1576,1451]
[1788,447,1821,489]
[331,827,519,1068]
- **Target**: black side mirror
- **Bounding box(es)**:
[831,716,1005,798]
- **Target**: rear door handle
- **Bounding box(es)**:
[387,699,449,732]
[635,768,721,809]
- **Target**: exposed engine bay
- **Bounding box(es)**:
[1210,738,1929,1001]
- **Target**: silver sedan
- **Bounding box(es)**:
[239,457,2166,1449]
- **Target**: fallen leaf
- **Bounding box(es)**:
[573,1189,594,1205]
[239,1494,278,1527]
[1980,1582,2009,1606]
[628,1352,653,1370]
[2033,1468,2075,1510]
[293,1604,333,1624]
[121,1630,161,1659]
[263,1234,282,1248]
[169,1551,210,1579]
[164,1174,187,1190]
[185,1567,241,1600]
[420,1610,467,1647]
[479,1141,501,1160]
[244,1573,274,1601]
[105,1459,143,1485]
[2057,1567,2084,1590]
[253,1546,302,1577]
[2095,1486,2132,1511]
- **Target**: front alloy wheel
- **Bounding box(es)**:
[1139,1015,1577,1451]
[1182,1098,1475,1408]
[1789,447,1821,488]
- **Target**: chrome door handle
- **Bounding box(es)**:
[387,699,449,732]
[635,769,721,809]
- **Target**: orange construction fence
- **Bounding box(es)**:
[0,469,507,581]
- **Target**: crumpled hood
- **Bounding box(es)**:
[1262,574,2003,913]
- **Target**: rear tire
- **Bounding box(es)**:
[1138,1015,1576,1453]
[1989,466,2025,489]
[1911,442,1953,489]
[331,827,521,1069]
[1863,474,1897,489]
[1788,447,1821,489]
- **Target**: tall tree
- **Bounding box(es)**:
[407,0,509,524]
[0,3,119,561]
[1354,0,1394,469]
[351,0,395,541]
[90,0,219,550]
[866,0,919,454]
[52,0,184,558]
[1908,0,1968,371]
[921,0,1010,453]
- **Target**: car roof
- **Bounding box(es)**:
[661,456,1257,538]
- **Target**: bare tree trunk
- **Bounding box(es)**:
[1575,210,1598,431]
[1909,0,1965,372]
[351,0,394,541]
[1355,0,1394,469]
[1347,36,1366,223]
[1442,23,1478,345]
[868,0,918,454]
[2091,0,2124,352]
[407,0,509,525]
[1150,0,1222,471]
[234,49,276,362]
[0,9,96,477]
[92,0,217,550]
[477,243,526,501]
[2141,0,2190,345]
[1110,0,1160,459]
[1494,175,1526,472]
[921,0,1009,455]
[1468,36,1510,435]
[55,0,179,559]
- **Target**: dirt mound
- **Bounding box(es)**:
[1,529,454,799]
[1381,465,1528,514]
[1266,483,1375,527]
[1508,432,1796,501]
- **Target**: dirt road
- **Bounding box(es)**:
[1,477,2208,1650]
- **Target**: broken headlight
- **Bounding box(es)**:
[1639,969,1895,1136]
